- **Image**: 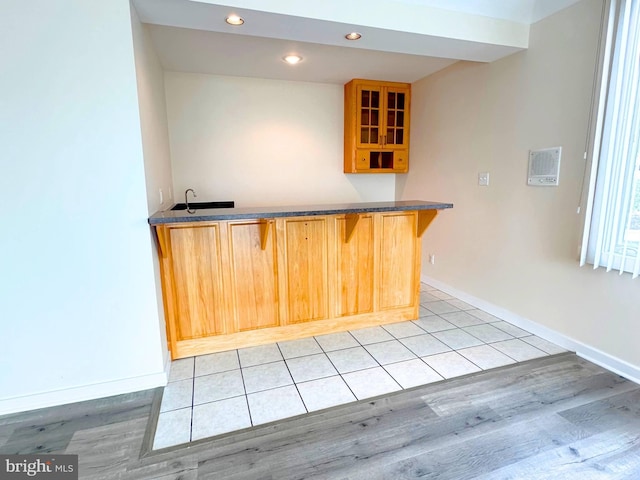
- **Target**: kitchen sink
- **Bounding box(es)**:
[170,201,235,211]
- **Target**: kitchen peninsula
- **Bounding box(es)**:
[149,200,453,359]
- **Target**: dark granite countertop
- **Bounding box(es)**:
[148,200,453,225]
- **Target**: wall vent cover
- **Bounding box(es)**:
[528,146,561,186]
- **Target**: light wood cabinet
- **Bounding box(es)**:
[226,220,279,332]
[165,224,228,341]
[344,79,411,173]
[156,209,432,359]
[378,212,419,309]
[334,214,374,316]
[276,217,329,324]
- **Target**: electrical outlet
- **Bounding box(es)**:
[429,253,435,265]
[159,188,164,205]
[478,172,490,186]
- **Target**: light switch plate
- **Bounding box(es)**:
[478,172,490,186]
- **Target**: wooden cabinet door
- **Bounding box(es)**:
[277,217,329,324]
[393,152,408,172]
[377,212,418,309]
[227,220,279,331]
[355,82,410,151]
[355,149,370,171]
[334,214,374,316]
[356,83,384,149]
[383,85,410,151]
[168,224,227,340]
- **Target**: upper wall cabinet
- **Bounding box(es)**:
[344,79,411,173]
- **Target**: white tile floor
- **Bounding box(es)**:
[153,283,568,449]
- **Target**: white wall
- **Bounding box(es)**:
[131,9,175,215]
[400,0,640,373]
[130,6,174,367]
[165,73,396,207]
[0,0,166,413]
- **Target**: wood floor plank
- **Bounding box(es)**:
[473,427,640,480]
[197,407,497,478]
[0,390,155,427]
[124,458,198,480]
[558,389,640,433]
[0,428,14,448]
[262,413,591,480]
[421,355,629,417]
[1,391,153,455]
[66,418,147,480]
[142,470,198,480]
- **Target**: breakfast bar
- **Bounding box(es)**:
[149,200,453,359]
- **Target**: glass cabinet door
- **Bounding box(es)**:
[357,86,381,146]
[385,90,406,146]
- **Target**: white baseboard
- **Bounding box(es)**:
[0,370,168,416]
[421,275,640,385]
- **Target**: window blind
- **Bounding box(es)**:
[581,0,640,279]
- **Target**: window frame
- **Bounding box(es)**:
[580,0,640,278]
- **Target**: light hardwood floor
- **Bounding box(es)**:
[1,353,639,479]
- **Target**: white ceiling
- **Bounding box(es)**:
[386,0,582,24]
[133,0,582,84]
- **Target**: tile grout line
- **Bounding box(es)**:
[276,342,311,415]
[238,348,256,427]
[189,357,196,442]
[318,343,360,401]
[344,330,408,398]
[321,330,397,401]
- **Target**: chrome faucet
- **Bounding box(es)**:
[185,188,197,214]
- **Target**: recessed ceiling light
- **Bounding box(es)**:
[283,55,303,65]
[225,14,244,26]
[345,32,362,40]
